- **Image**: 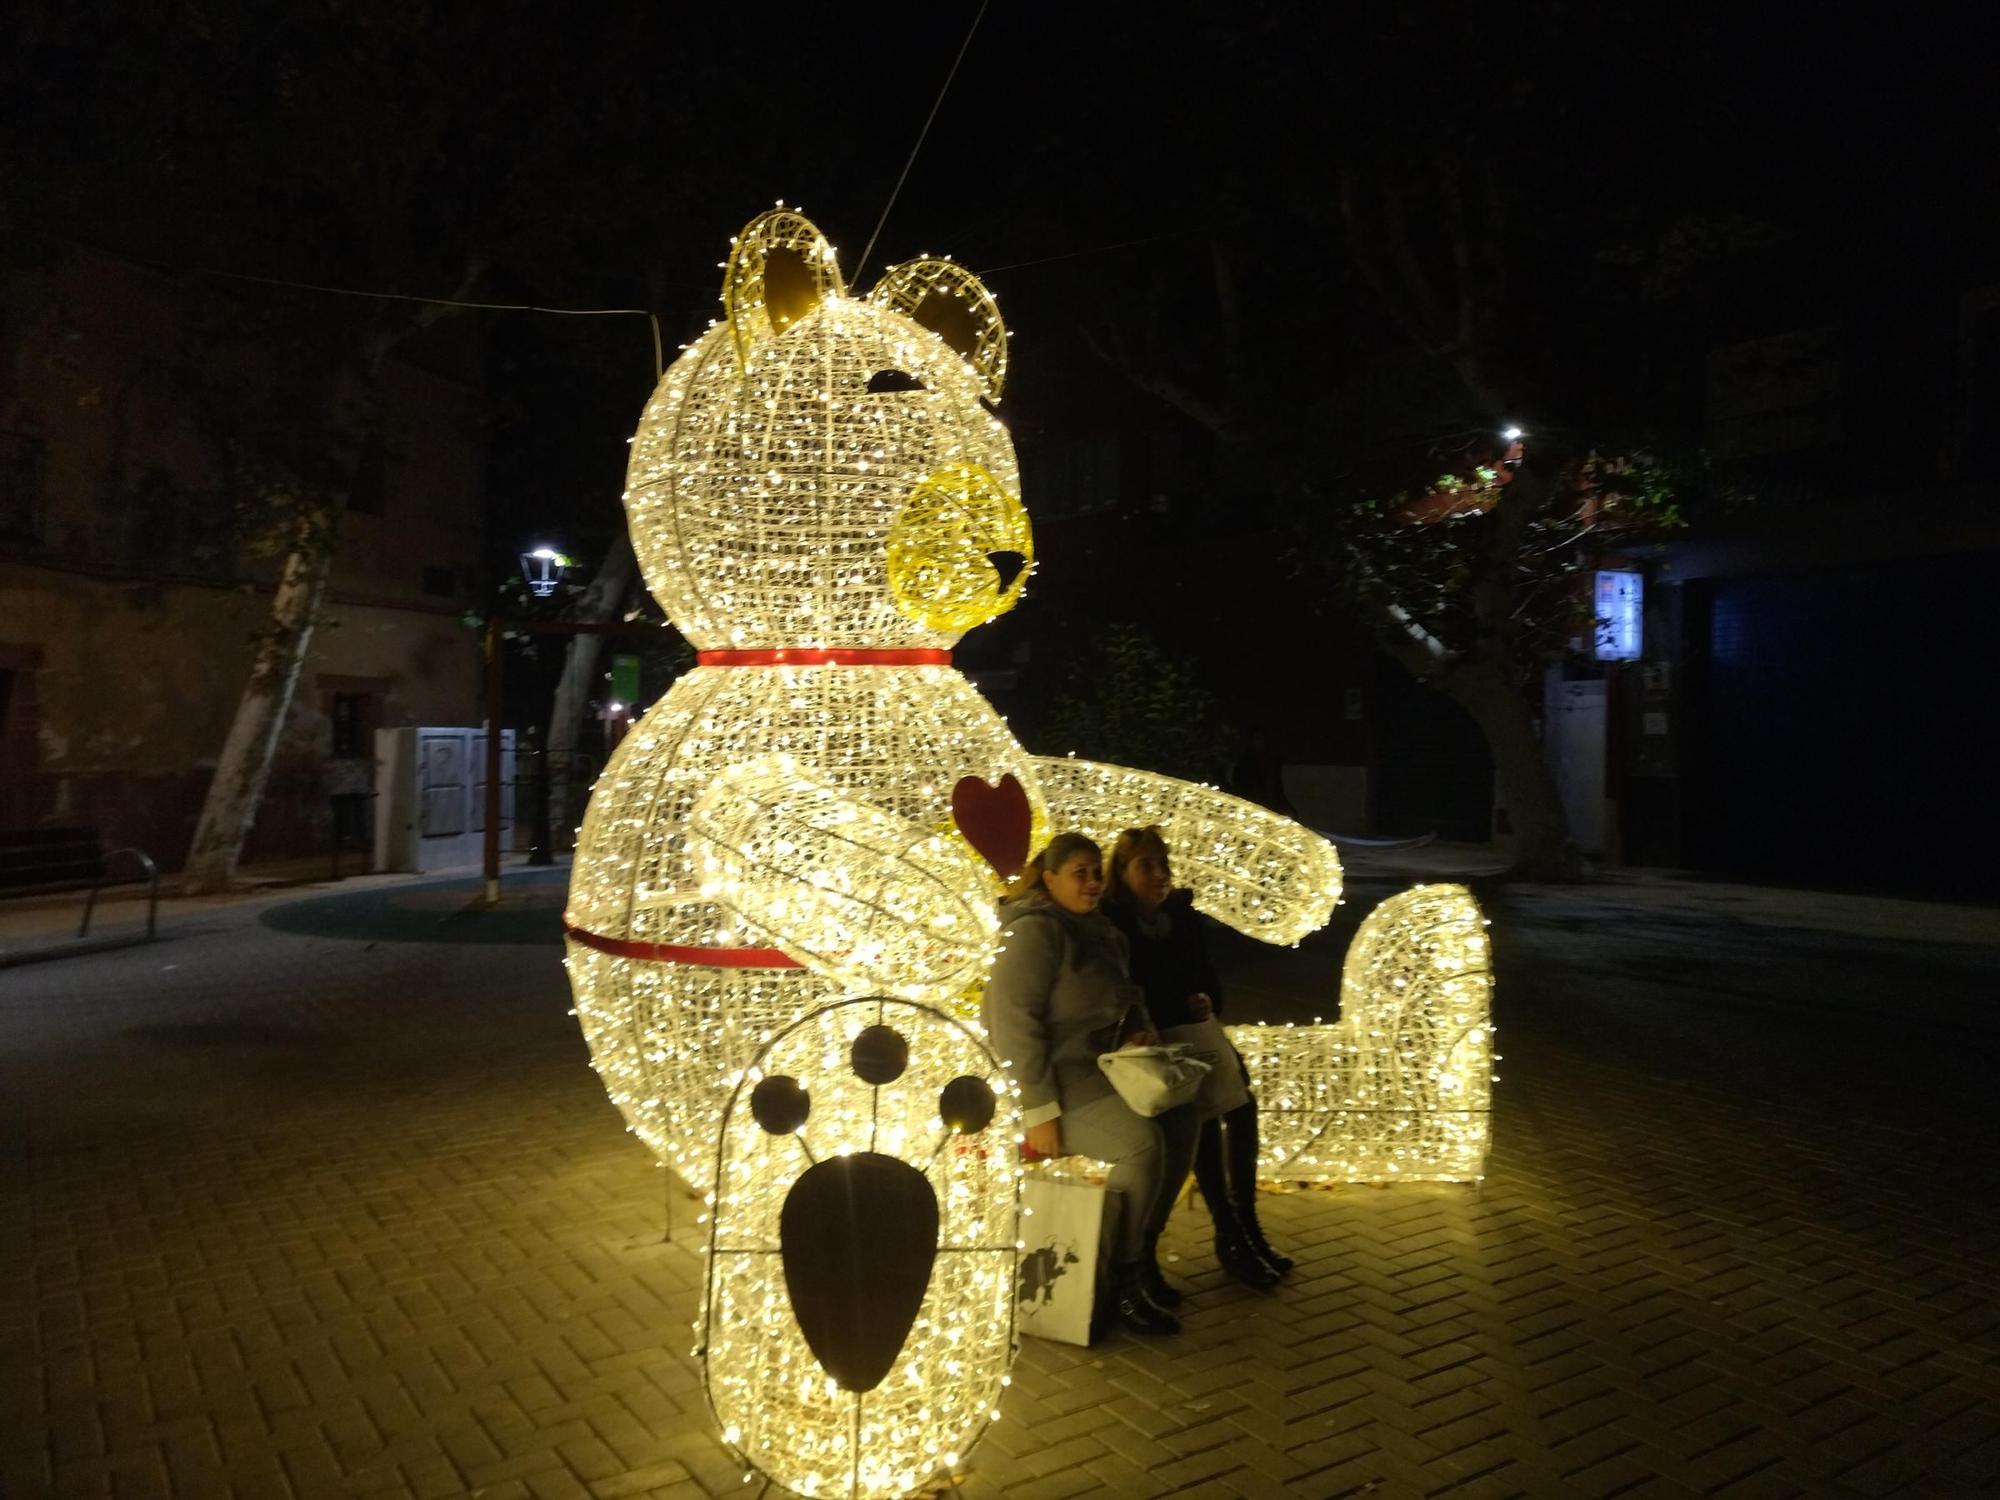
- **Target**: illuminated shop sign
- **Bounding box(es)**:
[1594,570,1643,661]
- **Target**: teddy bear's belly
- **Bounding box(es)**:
[563,664,1044,1182]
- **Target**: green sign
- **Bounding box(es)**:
[610,653,641,708]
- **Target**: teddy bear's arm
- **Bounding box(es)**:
[1031,755,1343,945]
[688,755,1000,1000]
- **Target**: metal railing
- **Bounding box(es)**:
[80,846,161,941]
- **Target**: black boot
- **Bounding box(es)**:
[1198,1108,1281,1288]
[1213,1207,1282,1290]
[1235,1197,1294,1278]
[1142,1233,1183,1308]
[1222,1097,1293,1277]
[1109,1262,1181,1335]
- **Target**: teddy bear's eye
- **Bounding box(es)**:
[866,369,926,395]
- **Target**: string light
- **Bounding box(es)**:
[1229,884,1495,1183]
[561,207,1376,1495]
[568,209,1046,1193]
[703,999,1018,1500]
[1034,757,1344,945]
[689,754,1003,1000]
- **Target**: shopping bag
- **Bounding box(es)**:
[1161,1017,1252,1119]
[1016,1173,1111,1346]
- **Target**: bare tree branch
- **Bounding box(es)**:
[1340,167,1446,358]
[1440,163,1477,356]
[1383,187,1442,337]
[1082,324,1230,433]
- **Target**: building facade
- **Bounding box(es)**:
[0,247,485,872]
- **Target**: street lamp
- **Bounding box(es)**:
[511,545,572,870]
[518,546,572,598]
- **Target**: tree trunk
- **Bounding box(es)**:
[179,508,337,893]
[1441,661,1584,882]
[545,530,638,850]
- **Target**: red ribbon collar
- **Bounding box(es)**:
[564,919,802,969]
[697,648,951,667]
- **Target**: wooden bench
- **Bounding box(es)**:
[0,826,161,952]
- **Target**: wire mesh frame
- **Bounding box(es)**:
[701,996,1020,1500]
[564,663,1046,1187]
[687,754,1004,1000]
[629,298,1021,653]
[1227,883,1495,1184]
[1033,755,1346,947]
[867,258,1008,400]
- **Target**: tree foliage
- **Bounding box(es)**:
[1057,0,1789,879]
[1302,446,1688,686]
[1031,622,1229,786]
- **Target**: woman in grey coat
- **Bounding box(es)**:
[981,832,1199,1336]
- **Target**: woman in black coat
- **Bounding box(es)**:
[1101,825,1292,1289]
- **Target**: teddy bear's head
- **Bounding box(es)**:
[625,209,1032,651]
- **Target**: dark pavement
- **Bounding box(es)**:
[5,864,1999,1498]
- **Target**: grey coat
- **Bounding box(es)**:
[981,896,1155,1127]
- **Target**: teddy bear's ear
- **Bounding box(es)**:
[722,208,847,363]
[867,258,1008,401]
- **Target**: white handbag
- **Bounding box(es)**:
[1096,1043,1210,1117]
[1161,1017,1253,1119]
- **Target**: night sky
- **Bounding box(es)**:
[6,1,1998,567]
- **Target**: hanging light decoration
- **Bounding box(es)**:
[562,206,1360,1492]
[703,998,1019,1500]
[1229,883,1496,1184]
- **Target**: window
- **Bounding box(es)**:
[330,692,368,757]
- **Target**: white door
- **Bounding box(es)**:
[374,727,515,872]
[1544,677,1606,855]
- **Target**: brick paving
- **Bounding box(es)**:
[4,868,1999,1498]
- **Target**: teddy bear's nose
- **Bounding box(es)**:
[987,551,1028,591]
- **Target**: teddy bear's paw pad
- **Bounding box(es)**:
[775,1023,1005,1391]
[750,1074,811,1133]
[781,1151,939,1393]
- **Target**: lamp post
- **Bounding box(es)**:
[480,546,573,900]
[519,547,575,870]
[476,543,683,900]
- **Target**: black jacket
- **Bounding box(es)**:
[1102,889,1223,1031]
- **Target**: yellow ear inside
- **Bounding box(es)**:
[722,209,846,363]
[867,258,1008,401]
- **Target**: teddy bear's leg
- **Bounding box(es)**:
[564,943,828,1188]
[1227,882,1494,1184]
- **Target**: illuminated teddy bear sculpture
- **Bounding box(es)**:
[562,208,1352,1495]
[564,207,1346,1187]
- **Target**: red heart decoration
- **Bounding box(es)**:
[952,773,1032,881]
